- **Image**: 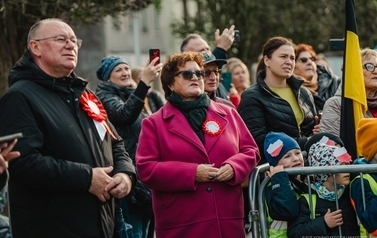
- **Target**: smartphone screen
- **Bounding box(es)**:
[0,132,23,144]
[149,49,160,66]
[221,72,232,92]
[234,30,241,43]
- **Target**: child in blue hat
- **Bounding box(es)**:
[264,131,307,237]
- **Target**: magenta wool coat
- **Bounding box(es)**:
[136,101,260,238]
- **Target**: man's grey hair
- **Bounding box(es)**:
[27,18,64,48]
[180,33,203,52]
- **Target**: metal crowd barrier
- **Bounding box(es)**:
[247,163,270,238]
[248,163,377,238]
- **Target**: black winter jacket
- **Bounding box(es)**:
[146,89,165,113]
[265,172,308,221]
[96,81,149,160]
[96,81,152,204]
[238,71,317,164]
[312,65,341,112]
[0,50,136,238]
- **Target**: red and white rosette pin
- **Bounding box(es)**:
[80,92,117,140]
[202,119,222,136]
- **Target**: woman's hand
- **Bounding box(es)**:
[141,58,163,86]
[215,164,234,182]
[195,164,219,182]
[228,83,238,96]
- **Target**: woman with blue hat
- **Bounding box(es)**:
[96,55,162,238]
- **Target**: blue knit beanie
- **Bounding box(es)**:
[96,56,128,81]
[264,132,300,166]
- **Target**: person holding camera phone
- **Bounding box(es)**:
[222,57,252,108]
[180,25,236,101]
[0,18,136,238]
[222,57,251,96]
[96,55,162,238]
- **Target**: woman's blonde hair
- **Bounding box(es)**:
[361,48,377,61]
[222,57,251,88]
[131,66,144,83]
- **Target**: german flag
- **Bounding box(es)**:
[340,0,367,159]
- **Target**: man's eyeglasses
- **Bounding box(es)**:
[297,57,316,63]
[174,70,205,80]
[34,35,83,49]
[204,69,221,77]
[363,63,377,72]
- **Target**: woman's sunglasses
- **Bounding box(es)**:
[297,57,317,63]
[174,70,205,80]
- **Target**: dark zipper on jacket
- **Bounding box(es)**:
[295,89,303,137]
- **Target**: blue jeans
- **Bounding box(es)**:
[121,199,153,238]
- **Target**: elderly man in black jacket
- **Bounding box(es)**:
[0,18,136,238]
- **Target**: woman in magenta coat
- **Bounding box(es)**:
[135,51,260,238]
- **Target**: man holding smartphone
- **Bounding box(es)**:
[180,25,236,100]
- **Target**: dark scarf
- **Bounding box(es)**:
[167,92,210,142]
[367,94,377,109]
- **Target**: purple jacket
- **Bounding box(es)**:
[136,100,260,238]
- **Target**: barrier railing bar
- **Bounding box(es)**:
[254,164,377,238]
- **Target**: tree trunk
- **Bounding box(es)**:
[0,62,11,96]
[0,37,12,96]
[0,2,30,96]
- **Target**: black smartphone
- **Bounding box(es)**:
[329,39,344,51]
[221,72,232,92]
[149,49,160,66]
[0,132,23,144]
[234,30,241,43]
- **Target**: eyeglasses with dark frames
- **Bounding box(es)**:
[297,57,317,63]
[204,69,221,77]
[34,35,83,49]
[174,70,205,80]
[363,63,377,72]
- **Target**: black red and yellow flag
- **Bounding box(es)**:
[340,0,367,159]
